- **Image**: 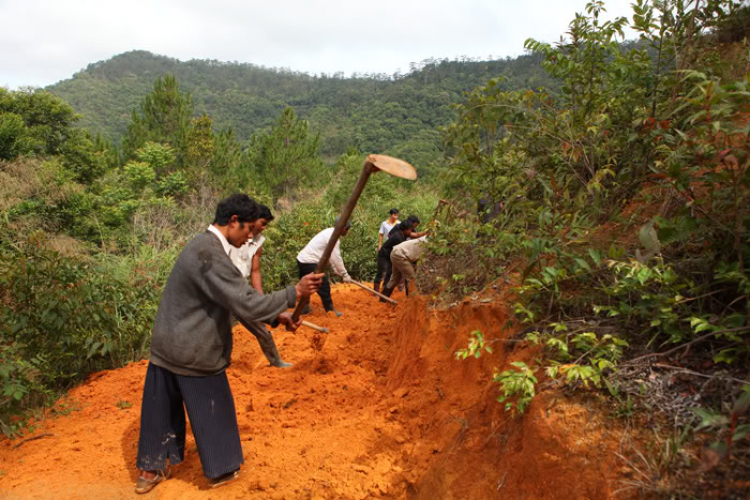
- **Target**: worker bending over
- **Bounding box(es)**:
[296,216,353,317]
[382,236,427,299]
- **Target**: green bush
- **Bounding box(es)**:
[0,342,49,436]
[0,231,162,433]
[0,113,33,160]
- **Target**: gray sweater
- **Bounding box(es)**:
[149,231,296,376]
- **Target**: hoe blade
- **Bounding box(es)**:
[367,154,418,180]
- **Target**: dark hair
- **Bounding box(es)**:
[398,220,415,232]
[259,204,275,222]
[389,220,414,237]
[213,194,259,225]
[405,215,420,225]
[389,208,399,215]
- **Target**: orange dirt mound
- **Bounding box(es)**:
[0,285,628,499]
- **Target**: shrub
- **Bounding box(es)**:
[0,231,161,434]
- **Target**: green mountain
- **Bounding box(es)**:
[47,50,555,167]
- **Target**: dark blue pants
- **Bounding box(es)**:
[136,363,244,479]
[297,260,334,311]
[374,255,392,289]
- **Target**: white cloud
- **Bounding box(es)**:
[0,0,636,89]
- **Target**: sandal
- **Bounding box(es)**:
[210,469,240,488]
[135,468,170,494]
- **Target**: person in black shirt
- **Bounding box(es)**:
[389,215,428,239]
[378,220,414,300]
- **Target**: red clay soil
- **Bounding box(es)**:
[0,285,630,499]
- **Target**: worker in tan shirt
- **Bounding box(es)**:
[383,236,427,298]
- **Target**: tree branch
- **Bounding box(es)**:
[621,326,750,366]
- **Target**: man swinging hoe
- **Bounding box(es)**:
[134,194,323,493]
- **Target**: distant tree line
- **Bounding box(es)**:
[46,50,558,174]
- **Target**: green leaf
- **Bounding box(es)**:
[588,249,601,267]
[691,408,729,430]
[733,387,750,415]
[598,359,614,370]
[636,267,652,285]
[639,222,660,253]
[575,258,591,272]
[733,424,750,442]
[714,348,738,365]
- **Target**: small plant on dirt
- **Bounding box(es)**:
[455,330,493,360]
[604,380,636,420]
[0,418,29,439]
[526,323,628,389]
[115,400,133,410]
[50,398,82,418]
[617,426,695,497]
[690,385,750,470]
[493,361,538,415]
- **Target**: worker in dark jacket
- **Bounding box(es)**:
[135,194,322,494]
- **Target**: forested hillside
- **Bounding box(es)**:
[47,50,556,170]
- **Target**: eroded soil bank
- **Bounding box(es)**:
[0,284,627,499]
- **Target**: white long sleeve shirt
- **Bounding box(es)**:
[296,227,350,279]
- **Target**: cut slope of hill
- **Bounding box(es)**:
[0,284,627,499]
[46,50,556,166]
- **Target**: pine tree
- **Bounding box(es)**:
[121,74,193,165]
[248,107,323,200]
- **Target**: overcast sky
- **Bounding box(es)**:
[1,0,637,89]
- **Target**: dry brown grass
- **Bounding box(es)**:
[131,183,219,253]
[0,158,83,213]
[46,234,90,259]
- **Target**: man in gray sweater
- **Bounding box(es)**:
[135,194,323,494]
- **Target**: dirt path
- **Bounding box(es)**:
[0,285,629,499]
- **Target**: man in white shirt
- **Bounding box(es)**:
[230,205,270,291]
[377,208,400,251]
[229,205,290,368]
[296,217,353,317]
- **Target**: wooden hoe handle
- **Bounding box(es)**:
[350,280,398,305]
[301,320,329,334]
